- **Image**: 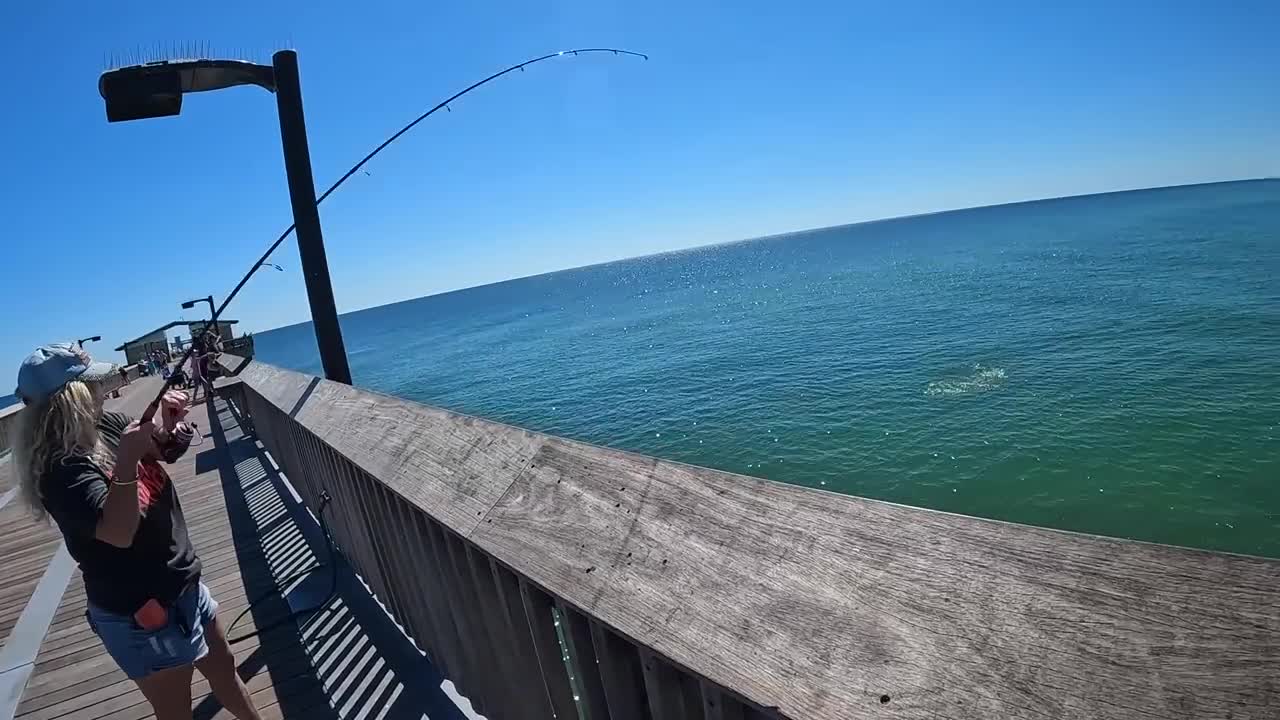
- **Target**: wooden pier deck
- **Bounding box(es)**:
[0,475,63,647]
[1,377,472,720]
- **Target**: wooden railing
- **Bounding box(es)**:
[0,404,21,458]
[217,356,1280,720]
[221,334,255,358]
[1,364,141,457]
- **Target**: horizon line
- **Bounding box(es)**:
[258,176,1274,335]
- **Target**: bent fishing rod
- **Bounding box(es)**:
[141,47,647,422]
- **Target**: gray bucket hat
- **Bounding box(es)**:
[15,343,119,404]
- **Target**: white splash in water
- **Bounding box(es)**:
[924,364,1007,397]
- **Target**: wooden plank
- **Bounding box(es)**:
[0,532,53,557]
[238,360,542,536]
[339,458,398,619]
[491,562,558,720]
[588,620,647,720]
[639,648,695,720]
[390,499,453,673]
[339,464,395,617]
[16,666,128,715]
[63,651,321,720]
[364,482,415,637]
[310,434,356,573]
[422,517,483,703]
[278,406,314,512]
[557,602,611,720]
[35,620,96,651]
[0,533,61,560]
[700,681,747,720]
[18,615,305,718]
[519,580,577,720]
[0,403,26,457]
[0,537,62,574]
[462,543,525,719]
[473,435,1280,719]
[0,540,63,573]
[322,438,379,608]
[440,531,497,717]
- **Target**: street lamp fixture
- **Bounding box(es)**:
[77,336,102,346]
[256,262,284,272]
[98,60,274,122]
[181,295,216,316]
[98,51,351,384]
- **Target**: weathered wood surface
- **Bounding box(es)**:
[0,404,23,458]
[0,496,64,646]
[231,356,1280,720]
[0,456,15,497]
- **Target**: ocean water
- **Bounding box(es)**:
[257,180,1280,557]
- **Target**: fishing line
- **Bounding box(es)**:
[142,47,646,421]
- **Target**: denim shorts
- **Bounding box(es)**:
[86,582,219,679]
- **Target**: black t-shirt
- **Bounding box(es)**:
[40,411,201,615]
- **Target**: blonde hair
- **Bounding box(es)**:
[11,380,113,520]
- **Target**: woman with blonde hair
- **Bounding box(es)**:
[11,343,260,720]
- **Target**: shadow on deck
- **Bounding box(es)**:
[200,396,474,720]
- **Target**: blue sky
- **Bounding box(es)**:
[2,0,1277,374]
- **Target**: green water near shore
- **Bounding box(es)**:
[258,181,1280,557]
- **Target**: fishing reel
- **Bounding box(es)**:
[143,391,200,464]
[158,421,198,464]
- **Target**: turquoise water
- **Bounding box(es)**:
[257,180,1280,557]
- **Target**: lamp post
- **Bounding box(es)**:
[77,336,102,346]
[182,295,217,341]
[98,51,351,384]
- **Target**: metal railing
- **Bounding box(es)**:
[216,355,1280,720]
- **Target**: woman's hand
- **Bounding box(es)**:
[118,420,158,465]
[160,390,189,430]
